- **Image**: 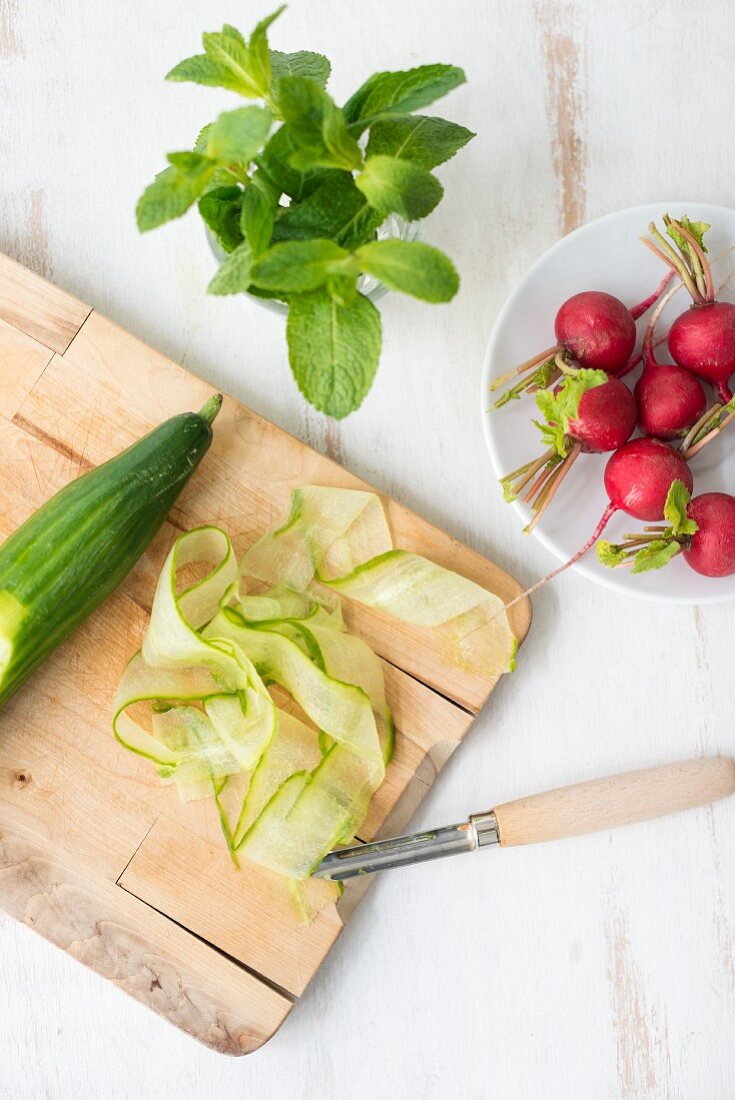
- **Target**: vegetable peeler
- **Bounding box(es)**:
[313,756,735,881]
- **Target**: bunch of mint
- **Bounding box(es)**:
[136,6,473,418]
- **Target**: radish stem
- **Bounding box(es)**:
[683,407,735,460]
[490,344,561,391]
[505,501,618,608]
[524,441,582,533]
[629,270,674,320]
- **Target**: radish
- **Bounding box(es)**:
[500,367,636,533]
[643,215,735,402]
[634,281,707,440]
[597,481,735,578]
[502,438,693,609]
[491,275,671,407]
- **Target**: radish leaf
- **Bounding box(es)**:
[663,480,698,537]
[631,540,682,573]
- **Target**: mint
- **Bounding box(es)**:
[201,30,263,98]
[240,172,279,257]
[366,114,474,169]
[344,64,466,130]
[247,6,286,97]
[270,50,331,87]
[355,155,442,220]
[137,158,216,231]
[272,174,382,250]
[251,239,357,292]
[204,107,273,165]
[356,240,458,302]
[257,125,339,200]
[207,242,253,295]
[166,55,242,92]
[199,186,244,253]
[138,11,472,417]
[274,76,362,171]
[287,289,381,417]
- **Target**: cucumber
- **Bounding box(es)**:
[0,393,222,706]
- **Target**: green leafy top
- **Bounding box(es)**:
[596,480,698,575]
[534,369,607,456]
[663,479,698,536]
[137,6,473,417]
[666,214,710,254]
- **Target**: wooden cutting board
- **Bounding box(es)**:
[0,253,531,1055]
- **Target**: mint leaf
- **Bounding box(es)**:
[251,239,357,293]
[355,155,442,220]
[247,6,286,97]
[663,480,698,536]
[631,540,682,573]
[287,289,381,417]
[257,125,340,200]
[596,541,627,567]
[165,54,245,92]
[240,172,278,257]
[272,173,382,250]
[136,158,216,231]
[534,368,607,456]
[326,276,358,307]
[356,240,458,302]
[204,106,273,165]
[193,125,234,192]
[666,215,710,254]
[199,186,244,253]
[274,77,362,171]
[344,64,466,131]
[270,50,331,87]
[207,241,253,295]
[366,114,474,169]
[202,28,261,98]
[166,151,214,173]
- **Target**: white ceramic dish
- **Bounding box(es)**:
[481,201,735,605]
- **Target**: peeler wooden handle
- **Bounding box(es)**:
[492,756,735,847]
[314,757,735,881]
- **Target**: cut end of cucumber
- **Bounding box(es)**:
[0,590,26,686]
[199,393,223,425]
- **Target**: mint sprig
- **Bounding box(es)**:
[137,7,472,418]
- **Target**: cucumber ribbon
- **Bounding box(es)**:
[114,489,515,886]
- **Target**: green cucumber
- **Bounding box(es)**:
[0,393,222,707]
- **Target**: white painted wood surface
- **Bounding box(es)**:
[1,0,734,1095]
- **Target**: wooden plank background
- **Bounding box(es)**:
[2,0,735,1096]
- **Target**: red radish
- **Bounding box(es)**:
[501,438,693,609]
[643,215,735,402]
[555,292,636,373]
[684,493,735,576]
[500,368,636,533]
[602,437,693,521]
[491,275,672,407]
[634,282,707,440]
[596,482,735,579]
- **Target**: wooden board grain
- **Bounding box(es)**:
[0,255,530,1053]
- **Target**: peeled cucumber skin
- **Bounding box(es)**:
[0,399,221,707]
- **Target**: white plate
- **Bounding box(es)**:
[481,201,735,605]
